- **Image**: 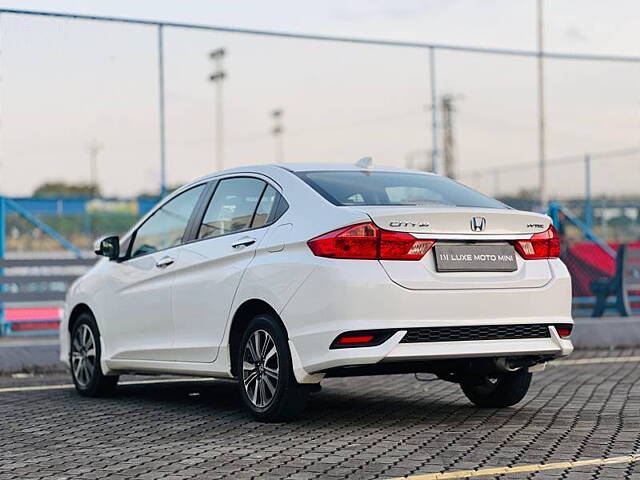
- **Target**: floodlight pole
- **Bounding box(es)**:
[209,48,226,172]
[429,47,440,175]
[537,0,548,211]
[158,25,167,198]
[88,140,102,194]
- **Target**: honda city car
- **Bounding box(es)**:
[62,161,573,421]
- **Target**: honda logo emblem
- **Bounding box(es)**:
[470,217,486,232]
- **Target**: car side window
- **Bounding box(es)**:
[198,178,266,240]
[130,185,205,259]
[252,185,278,229]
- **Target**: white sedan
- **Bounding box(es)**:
[61,161,573,421]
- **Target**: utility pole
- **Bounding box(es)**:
[271,109,284,163]
[88,140,103,196]
[209,48,226,172]
[441,95,456,179]
[537,0,548,211]
[429,47,440,175]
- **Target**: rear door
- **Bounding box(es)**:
[170,176,281,362]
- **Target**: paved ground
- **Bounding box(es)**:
[0,350,639,480]
[570,317,640,349]
[0,338,60,373]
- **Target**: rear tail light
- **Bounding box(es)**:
[514,225,561,259]
[555,325,572,338]
[308,222,434,260]
[307,223,378,259]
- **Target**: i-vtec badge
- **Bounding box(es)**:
[527,223,545,229]
[389,221,430,228]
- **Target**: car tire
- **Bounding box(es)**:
[70,312,118,397]
[237,314,309,422]
[460,370,532,408]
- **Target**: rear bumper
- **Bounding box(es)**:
[289,328,573,382]
[281,258,573,381]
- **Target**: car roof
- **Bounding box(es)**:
[195,162,435,181]
[277,162,435,174]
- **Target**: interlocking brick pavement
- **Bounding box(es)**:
[0,350,639,479]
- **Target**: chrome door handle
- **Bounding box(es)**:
[155,256,175,268]
[231,237,256,249]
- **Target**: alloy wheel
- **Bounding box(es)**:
[242,329,279,408]
[71,324,97,388]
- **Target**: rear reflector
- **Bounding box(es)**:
[308,222,434,260]
[555,325,572,338]
[514,225,561,259]
[337,335,375,345]
[330,330,396,349]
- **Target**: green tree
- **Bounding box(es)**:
[33,182,101,197]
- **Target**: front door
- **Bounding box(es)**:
[103,184,206,361]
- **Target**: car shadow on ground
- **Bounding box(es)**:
[78,376,542,432]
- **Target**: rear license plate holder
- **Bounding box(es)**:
[434,244,517,272]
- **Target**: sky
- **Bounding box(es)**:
[0,0,638,199]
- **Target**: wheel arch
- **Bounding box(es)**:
[228,298,287,377]
[68,303,93,333]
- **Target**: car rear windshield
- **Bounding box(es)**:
[297,171,507,209]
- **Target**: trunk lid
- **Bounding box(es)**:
[350,206,553,290]
[356,206,551,236]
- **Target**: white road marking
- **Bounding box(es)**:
[0,339,59,348]
[550,355,640,366]
[0,377,217,393]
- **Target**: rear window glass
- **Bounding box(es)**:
[297,171,507,209]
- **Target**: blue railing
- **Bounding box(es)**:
[549,201,639,317]
[0,196,157,336]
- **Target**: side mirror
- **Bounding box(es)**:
[94,235,120,260]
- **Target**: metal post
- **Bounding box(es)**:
[0,197,5,336]
[215,64,224,171]
[548,201,560,227]
[83,202,92,248]
[537,0,547,211]
[584,153,592,230]
[158,25,167,198]
[0,197,4,260]
[429,47,439,175]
